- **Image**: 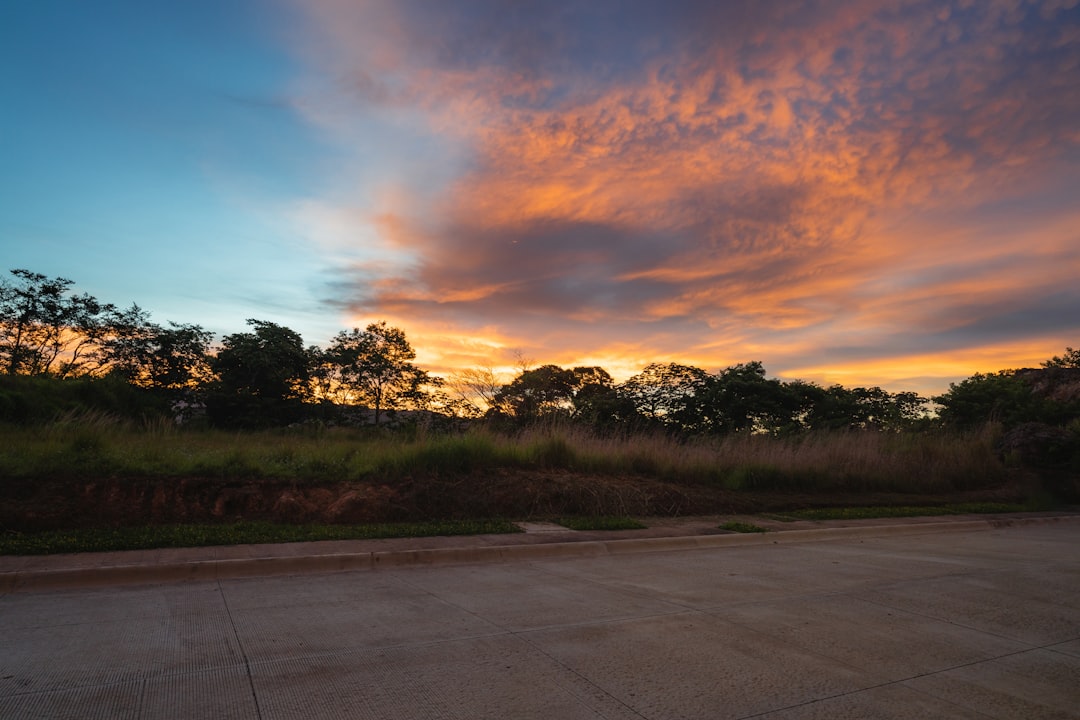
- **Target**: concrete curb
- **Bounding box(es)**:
[4,514,1078,593]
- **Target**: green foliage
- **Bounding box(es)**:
[934,371,1040,429]
[719,521,768,533]
[934,363,1080,438]
[0,373,169,424]
[0,519,522,556]
[722,464,793,490]
[529,434,576,467]
[556,516,647,531]
[792,383,928,432]
[377,433,502,476]
[314,321,438,426]
[687,361,792,434]
[207,319,311,427]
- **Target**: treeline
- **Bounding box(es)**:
[477,361,929,435]
[0,269,433,428]
[2,268,1078,436]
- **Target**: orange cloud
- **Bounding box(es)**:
[291,0,1080,392]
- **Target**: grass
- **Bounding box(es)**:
[0,519,522,556]
[719,521,769,533]
[0,415,1013,496]
[772,502,1028,521]
[555,516,648,531]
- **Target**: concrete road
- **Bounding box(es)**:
[2,522,1078,719]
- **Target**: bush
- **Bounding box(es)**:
[0,374,169,425]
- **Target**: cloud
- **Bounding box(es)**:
[289,0,1080,387]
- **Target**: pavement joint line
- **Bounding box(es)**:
[3,514,1079,593]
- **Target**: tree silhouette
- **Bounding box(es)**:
[689,361,796,434]
[207,319,311,427]
[619,362,707,430]
[447,365,503,417]
[494,364,577,421]
[322,321,435,426]
[105,317,213,391]
[1043,347,1080,369]
[0,268,129,377]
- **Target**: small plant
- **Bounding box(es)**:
[719,521,768,533]
[556,516,647,531]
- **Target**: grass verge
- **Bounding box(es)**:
[0,519,521,556]
[773,502,1028,521]
[555,516,648,531]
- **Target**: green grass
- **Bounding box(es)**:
[719,521,768,533]
[0,519,522,556]
[773,502,1028,521]
[555,516,648,531]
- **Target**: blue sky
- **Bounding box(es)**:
[3,0,1079,394]
[2,1,341,340]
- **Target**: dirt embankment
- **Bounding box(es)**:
[0,472,1030,532]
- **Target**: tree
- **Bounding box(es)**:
[105,317,213,391]
[1043,347,1080,369]
[207,319,311,427]
[687,361,799,435]
[488,364,640,429]
[888,390,930,430]
[933,371,1038,429]
[0,268,126,377]
[786,382,928,432]
[446,365,504,418]
[567,366,612,419]
[322,321,435,426]
[493,364,577,421]
[618,362,708,431]
[567,366,639,432]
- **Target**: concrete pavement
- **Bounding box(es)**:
[1,515,1079,718]
[3,512,1077,592]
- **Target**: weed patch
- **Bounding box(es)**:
[719,521,768,533]
[555,516,647,531]
[0,519,522,556]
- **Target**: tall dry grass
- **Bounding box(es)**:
[511,424,1007,492]
[0,413,1009,494]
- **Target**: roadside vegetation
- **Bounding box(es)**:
[1,267,1078,550]
[556,516,648,531]
[773,502,1032,521]
[0,519,521,556]
[0,414,1010,494]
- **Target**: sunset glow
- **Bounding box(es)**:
[3,1,1078,394]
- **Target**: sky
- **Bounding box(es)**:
[2,0,1079,396]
